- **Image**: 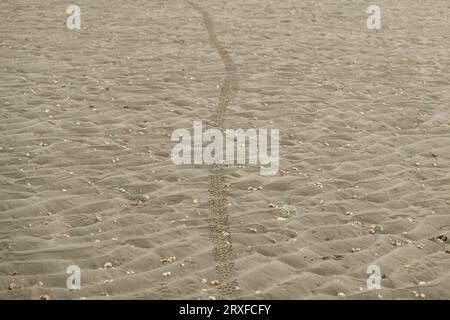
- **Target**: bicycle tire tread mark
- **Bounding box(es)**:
[185,0,239,299]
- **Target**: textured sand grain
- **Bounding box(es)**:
[1,0,450,299]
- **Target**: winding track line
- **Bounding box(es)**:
[185,0,239,299]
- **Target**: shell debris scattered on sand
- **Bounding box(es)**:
[200,278,220,286]
[413,291,427,299]
[160,256,177,264]
[368,224,384,234]
[8,282,20,290]
[1,0,450,302]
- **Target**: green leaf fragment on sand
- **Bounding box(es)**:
[279,204,298,219]
[403,58,413,64]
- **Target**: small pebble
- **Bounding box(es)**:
[8,283,18,290]
[337,292,346,297]
[39,295,50,300]
[210,280,220,286]
[104,262,113,269]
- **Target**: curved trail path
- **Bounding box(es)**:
[186,0,240,299]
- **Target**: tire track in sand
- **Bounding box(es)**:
[185,0,239,299]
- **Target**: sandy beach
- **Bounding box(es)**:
[1,0,450,300]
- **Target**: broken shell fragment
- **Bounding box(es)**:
[8,283,18,290]
[160,257,177,264]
